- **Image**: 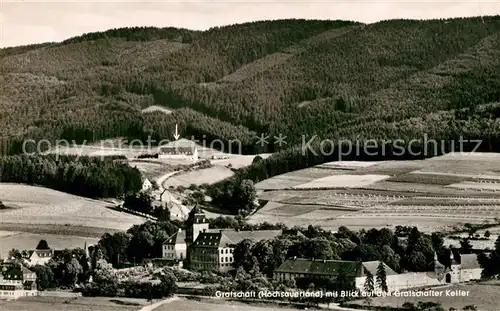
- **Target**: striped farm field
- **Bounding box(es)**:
[255,167,349,190]
[252,153,500,232]
[292,174,390,189]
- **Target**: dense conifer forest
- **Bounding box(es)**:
[0,155,142,198]
[1,17,500,178]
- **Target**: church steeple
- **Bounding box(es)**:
[185,205,209,245]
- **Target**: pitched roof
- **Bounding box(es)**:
[460,254,481,269]
[361,261,398,276]
[192,229,283,248]
[1,263,23,280]
[193,232,223,247]
[282,229,306,238]
[21,265,35,275]
[275,258,363,278]
[218,229,283,247]
[163,229,186,245]
[24,280,35,286]
[187,206,209,224]
[27,249,52,259]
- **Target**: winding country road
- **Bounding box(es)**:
[153,171,190,219]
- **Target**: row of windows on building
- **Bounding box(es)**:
[195,250,217,256]
[0,291,37,296]
[164,245,184,250]
[192,255,234,262]
[0,278,22,283]
[0,284,18,290]
[194,248,233,255]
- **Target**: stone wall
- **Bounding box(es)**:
[356,272,443,292]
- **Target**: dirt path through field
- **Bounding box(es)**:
[137,296,179,311]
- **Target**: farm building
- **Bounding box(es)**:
[158,145,198,162]
[274,252,483,292]
[0,262,37,299]
[274,258,396,286]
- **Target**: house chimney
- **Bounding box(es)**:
[178,228,182,232]
[203,229,206,232]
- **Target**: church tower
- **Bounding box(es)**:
[185,205,209,245]
[447,250,461,283]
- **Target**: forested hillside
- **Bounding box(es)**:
[1,17,500,159]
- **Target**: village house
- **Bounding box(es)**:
[274,251,483,292]
[162,206,287,272]
[162,228,187,262]
[158,145,198,162]
[0,262,37,299]
[23,248,53,266]
[20,241,90,268]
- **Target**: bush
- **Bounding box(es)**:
[201,286,217,296]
